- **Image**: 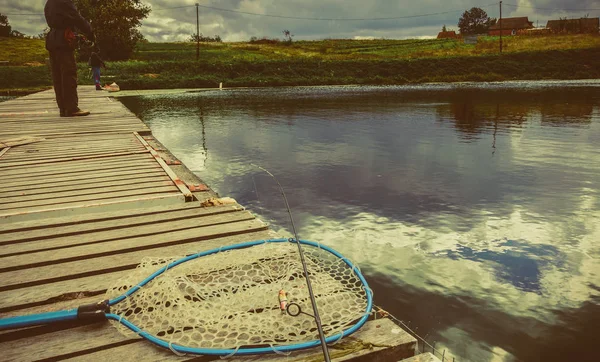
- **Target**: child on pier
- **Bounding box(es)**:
[88,51,106,90]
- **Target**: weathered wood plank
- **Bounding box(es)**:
[0,230,275,311]
[0,147,10,158]
[0,218,268,290]
[0,125,149,134]
[0,174,172,199]
[0,136,45,148]
[0,148,148,165]
[0,150,151,168]
[400,352,442,362]
[0,198,217,233]
[133,132,193,202]
[0,180,177,205]
[0,159,159,179]
[5,139,141,153]
[52,319,415,362]
[0,193,185,220]
[0,204,237,246]
[0,129,150,139]
[0,185,179,211]
[0,153,154,174]
[0,145,146,160]
[0,214,262,272]
[0,169,167,191]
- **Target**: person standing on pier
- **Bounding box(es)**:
[44,0,95,117]
[88,50,106,91]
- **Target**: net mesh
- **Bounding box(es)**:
[106,242,369,350]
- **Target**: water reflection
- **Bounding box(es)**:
[120,81,600,362]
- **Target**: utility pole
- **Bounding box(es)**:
[499,1,503,54]
[196,3,200,61]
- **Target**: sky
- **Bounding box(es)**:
[2,0,599,41]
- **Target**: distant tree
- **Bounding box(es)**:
[189,33,222,42]
[442,24,447,32]
[74,0,150,60]
[0,13,12,37]
[458,7,495,35]
[9,30,27,38]
[282,29,293,43]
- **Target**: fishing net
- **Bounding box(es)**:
[106,241,370,351]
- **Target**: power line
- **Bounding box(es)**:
[504,3,600,12]
[152,5,195,12]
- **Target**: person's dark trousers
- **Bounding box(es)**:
[49,49,78,116]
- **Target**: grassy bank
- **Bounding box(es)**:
[1,35,599,92]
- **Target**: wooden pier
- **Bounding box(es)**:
[0,87,423,361]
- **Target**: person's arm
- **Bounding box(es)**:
[61,0,95,42]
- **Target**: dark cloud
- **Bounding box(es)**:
[2,0,598,41]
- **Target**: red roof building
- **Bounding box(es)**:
[437,31,459,39]
[489,17,534,36]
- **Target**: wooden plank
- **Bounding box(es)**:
[0,129,150,139]
[6,139,141,153]
[3,138,141,150]
[0,230,274,311]
[0,193,186,224]
[0,147,148,163]
[0,179,177,205]
[0,145,146,161]
[0,136,45,148]
[0,186,179,211]
[0,125,149,133]
[133,132,193,201]
[0,193,185,220]
[0,147,10,158]
[0,157,157,178]
[0,163,159,182]
[0,153,154,170]
[20,319,415,362]
[0,114,136,121]
[0,150,151,168]
[0,213,261,272]
[0,217,266,290]
[0,174,172,199]
[0,204,238,245]
[0,198,216,232]
[35,132,137,142]
[399,353,442,362]
[1,168,166,190]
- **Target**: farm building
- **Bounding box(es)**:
[437,30,459,39]
[488,17,534,36]
[546,18,600,34]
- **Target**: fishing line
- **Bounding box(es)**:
[251,163,331,362]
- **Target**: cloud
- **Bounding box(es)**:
[2,0,597,41]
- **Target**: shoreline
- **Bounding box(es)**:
[1,45,599,96]
[3,78,600,98]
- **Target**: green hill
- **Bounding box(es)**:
[1,35,599,93]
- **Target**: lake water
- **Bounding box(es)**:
[120,81,600,362]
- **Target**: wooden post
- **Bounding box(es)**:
[196,3,200,61]
[499,1,503,54]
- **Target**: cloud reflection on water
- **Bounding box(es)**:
[120,81,600,362]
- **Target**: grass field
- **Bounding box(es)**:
[1,34,599,92]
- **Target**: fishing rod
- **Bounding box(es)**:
[252,164,331,362]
